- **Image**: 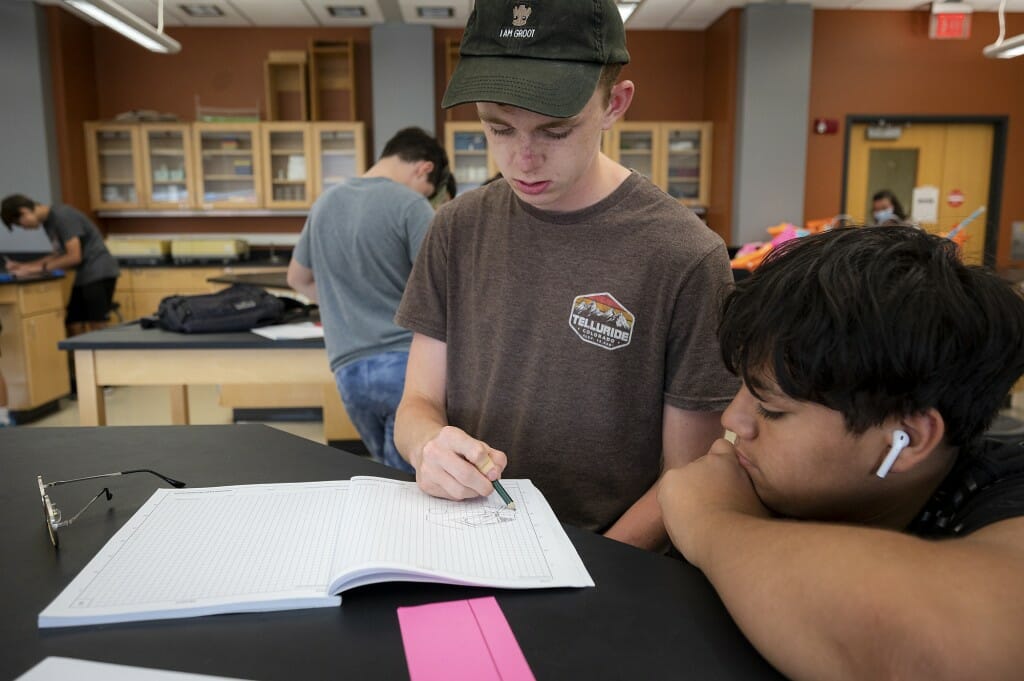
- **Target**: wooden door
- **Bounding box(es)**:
[141,124,196,209]
[23,309,69,405]
[262,122,312,209]
[84,123,143,210]
[845,123,994,264]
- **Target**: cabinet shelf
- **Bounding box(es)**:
[86,121,367,211]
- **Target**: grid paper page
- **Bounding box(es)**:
[332,478,593,591]
[39,481,350,627]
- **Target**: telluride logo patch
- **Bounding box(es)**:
[498,4,536,38]
[569,293,635,350]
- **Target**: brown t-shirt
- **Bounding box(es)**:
[396,173,739,532]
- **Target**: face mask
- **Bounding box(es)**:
[874,208,896,224]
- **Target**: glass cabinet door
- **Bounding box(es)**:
[313,123,365,196]
[194,124,261,208]
[263,124,311,208]
[85,124,142,209]
[445,123,496,195]
[664,126,706,205]
[142,125,194,209]
[614,125,657,182]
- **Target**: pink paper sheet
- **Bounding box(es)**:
[397,596,536,681]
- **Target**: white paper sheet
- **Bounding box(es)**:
[250,322,324,340]
[16,657,252,681]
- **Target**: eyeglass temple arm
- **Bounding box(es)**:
[54,487,113,530]
[45,469,186,489]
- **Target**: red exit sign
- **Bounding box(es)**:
[930,3,972,40]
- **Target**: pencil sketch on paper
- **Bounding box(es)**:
[426,496,517,529]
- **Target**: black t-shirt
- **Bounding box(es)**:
[908,439,1024,538]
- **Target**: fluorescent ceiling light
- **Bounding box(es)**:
[327,6,367,18]
[618,2,639,23]
[64,0,181,54]
[417,7,454,19]
[178,4,224,18]
[984,33,1024,58]
[984,0,1024,59]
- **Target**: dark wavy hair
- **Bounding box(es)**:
[1,194,37,230]
[380,127,450,199]
[719,226,1024,448]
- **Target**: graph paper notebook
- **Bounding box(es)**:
[38,477,593,628]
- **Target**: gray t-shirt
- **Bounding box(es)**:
[294,177,434,371]
[43,204,119,286]
[396,173,739,532]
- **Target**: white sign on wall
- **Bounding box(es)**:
[912,185,940,224]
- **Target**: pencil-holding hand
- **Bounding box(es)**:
[414,425,508,501]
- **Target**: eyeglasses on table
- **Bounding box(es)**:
[37,469,186,549]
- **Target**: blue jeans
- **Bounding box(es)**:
[333,351,413,473]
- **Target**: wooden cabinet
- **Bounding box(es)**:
[87,121,368,211]
[84,123,144,210]
[445,122,499,195]
[310,40,356,121]
[140,123,196,209]
[262,123,313,209]
[312,122,366,196]
[120,267,226,318]
[606,121,712,208]
[193,123,262,209]
[264,50,308,122]
[0,279,70,414]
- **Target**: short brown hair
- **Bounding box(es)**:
[598,64,624,108]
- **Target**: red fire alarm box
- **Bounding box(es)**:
[930,2,972,40]
[813,119,839,135]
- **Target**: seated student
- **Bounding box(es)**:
[871,188,908,225]
[659,226,1024,681]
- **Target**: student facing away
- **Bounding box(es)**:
[288,127,449,473]
[660,226,1024,681]
[394,0,737,549]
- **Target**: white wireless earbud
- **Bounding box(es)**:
[875,429,910,479]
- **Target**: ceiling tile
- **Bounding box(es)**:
[35,0,1024,31]
[228,0,318,26]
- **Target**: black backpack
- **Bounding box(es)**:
[142,284,289,333]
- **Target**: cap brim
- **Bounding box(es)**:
[442,56,602,119]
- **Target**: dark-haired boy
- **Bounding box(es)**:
[394,1,737,548]
[660,226,1024,680]
[287,127,449,472]
[1,194,119,336]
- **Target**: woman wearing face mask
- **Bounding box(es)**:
[871,189,908,225]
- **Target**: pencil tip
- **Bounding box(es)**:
[507,502,517,511]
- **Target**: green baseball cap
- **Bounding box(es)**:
[442,0,630,119]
